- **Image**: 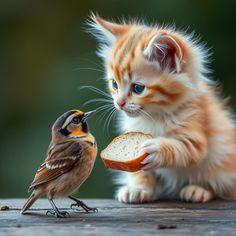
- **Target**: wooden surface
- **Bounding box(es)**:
[1,198,236,236]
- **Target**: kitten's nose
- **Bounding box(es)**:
[117,99,126,108]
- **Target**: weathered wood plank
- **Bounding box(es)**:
[1,199,236,236]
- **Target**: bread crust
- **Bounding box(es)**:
[101,132,152,172]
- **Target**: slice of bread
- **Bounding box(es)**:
[101,132,152,172]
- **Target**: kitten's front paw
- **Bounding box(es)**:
[180,185,213,203]
[117,186,154,204]
[140,139,160,171]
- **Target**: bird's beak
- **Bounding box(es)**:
[81,110,96,122]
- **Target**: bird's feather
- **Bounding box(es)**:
[28,141,82,191]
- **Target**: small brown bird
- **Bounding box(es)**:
[21,109,97,217]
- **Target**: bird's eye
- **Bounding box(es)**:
[132,83,145,95]
[111,79,118,90]
[72,117,79,124]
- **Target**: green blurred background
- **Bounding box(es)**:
[0,0,236,198]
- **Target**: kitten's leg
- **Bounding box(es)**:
[140,137,207,171]
[116,171,156,204]
[180,185,214,203]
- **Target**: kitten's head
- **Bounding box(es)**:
[89,14,209,117]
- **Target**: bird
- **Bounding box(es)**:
[21,109,97,218]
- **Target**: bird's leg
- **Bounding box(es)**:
[46,198,70,218]
[68,195,98,213]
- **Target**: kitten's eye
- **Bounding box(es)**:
[132,83,145,95]
[71,116,80,124]
[111,79,118,90]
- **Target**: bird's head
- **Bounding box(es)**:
[52,109,96,139]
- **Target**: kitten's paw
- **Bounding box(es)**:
[141,139,159,154]
[141,154,160,171]
[140,139,160,171]
[180,185,213,203]
[117,186,154,204]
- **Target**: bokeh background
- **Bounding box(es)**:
[1,0,236,198]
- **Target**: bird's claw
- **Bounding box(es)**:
[87,207,98,213]
[46,210,54,216]
[70,201,98,213]
[46,209,70,218]
[70,203,78,210]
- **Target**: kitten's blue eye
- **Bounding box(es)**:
[112,79,118,90]
[132,83,145,94]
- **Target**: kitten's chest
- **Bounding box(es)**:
[123,116,172,137]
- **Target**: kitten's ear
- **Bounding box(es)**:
[143,33,183,73]
[89,13,129,44]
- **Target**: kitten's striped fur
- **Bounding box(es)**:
[89,14,236,203]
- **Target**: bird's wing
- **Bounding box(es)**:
[29,141,82,191]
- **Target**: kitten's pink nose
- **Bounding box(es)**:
[117,99,126,108]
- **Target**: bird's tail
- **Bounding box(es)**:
[20,191,39,214]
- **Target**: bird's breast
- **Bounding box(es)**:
[72,143,97,186]
[46,142,97,198]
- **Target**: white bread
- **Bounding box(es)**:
[101,132,152,172]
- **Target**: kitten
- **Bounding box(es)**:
[89,14,236,203]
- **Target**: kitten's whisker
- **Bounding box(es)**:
[95,77,106,83]
[137,110,145,120]
[98,111,110,125]
[97,106,114,131]
[80,83,117,135]
[104,107,116,136]
[95,103,114,114]
[98,104,114,123]
[138,111,151,124]
[83,98,113,106]
[138,109,155,123]
[105,107,115,127]
[95,104,114,113]
[88,98,112,103]
[80,85,109,96]
[96,107,113,116]
[78,58,103,70]
[80,85,111,99]
[107,108,117,134]
[73,67,104,73]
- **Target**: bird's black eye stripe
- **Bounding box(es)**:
[60,128,70,136]
[82,122,88,132]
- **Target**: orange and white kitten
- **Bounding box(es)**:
[89,15,236,203]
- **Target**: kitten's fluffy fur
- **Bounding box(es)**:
[89,14,236,203]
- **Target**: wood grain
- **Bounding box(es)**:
[1,199,236,236]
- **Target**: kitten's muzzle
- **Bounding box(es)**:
[117,99,126,109]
